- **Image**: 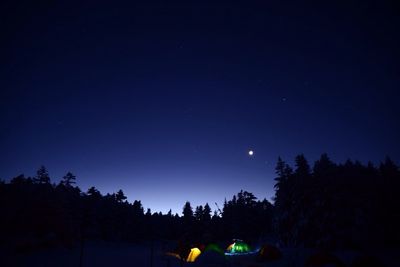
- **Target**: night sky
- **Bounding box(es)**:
[1,1,399,214]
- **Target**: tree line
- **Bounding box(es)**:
[274,154,400,249]
[0,154,399,251]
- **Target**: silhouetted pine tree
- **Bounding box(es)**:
[203,203,212,222]
[182,201,194,230]
[273,157,293,245]
[34,165,50,184]
[61,172,76,187]
[115,189,127,203]
[194,205,203,221]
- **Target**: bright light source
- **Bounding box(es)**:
[248,150,254,156]
[186,248,201,262]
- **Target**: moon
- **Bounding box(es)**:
[248,150,254,156]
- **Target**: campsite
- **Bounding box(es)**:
[2,239,399,267]
[1,156,399,266]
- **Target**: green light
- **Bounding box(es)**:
[227,241,251,253]
[205,243,224,255]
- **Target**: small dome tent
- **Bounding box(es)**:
[226,239,251,254]
[165,247,202,263]
[205,243,224,255]
[168,241,201,262]
[258,243,282,261]
[186,247,202,262]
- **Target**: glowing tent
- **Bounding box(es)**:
[186,247,202,262]
[258,244,282,261]
[205,243,224,255]
[226,240,251,254]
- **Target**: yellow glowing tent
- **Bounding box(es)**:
[186,247,201,262]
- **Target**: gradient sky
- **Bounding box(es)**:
[1,1,399,214]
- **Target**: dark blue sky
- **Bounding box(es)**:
[1,1,399,214]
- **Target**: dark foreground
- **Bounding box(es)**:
[1,241,399,267]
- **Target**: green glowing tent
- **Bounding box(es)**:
[226,240,251,254]
[205,243,224,255]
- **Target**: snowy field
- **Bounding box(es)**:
[1,241,399,267]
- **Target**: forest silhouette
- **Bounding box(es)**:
[0,154,399,253]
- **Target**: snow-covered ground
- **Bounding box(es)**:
[1,241,399,267]
[2,241,181,267]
